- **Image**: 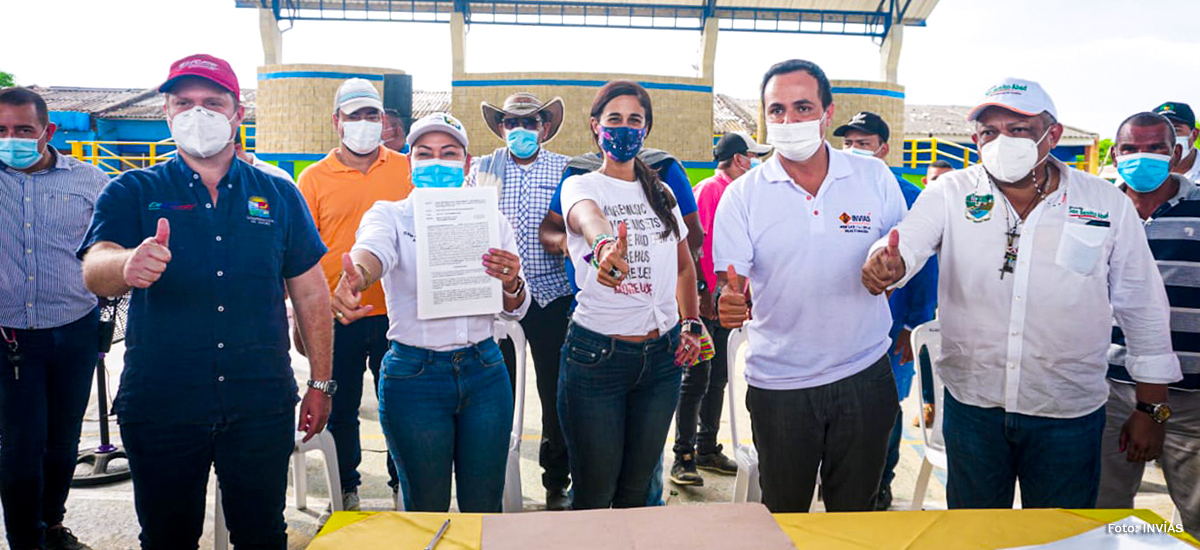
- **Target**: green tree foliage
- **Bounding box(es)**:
[1098,138,1113,166]
[0,72,14,87]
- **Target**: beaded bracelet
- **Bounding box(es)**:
[583,233,617,268]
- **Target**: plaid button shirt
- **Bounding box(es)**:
[475,149,572,307]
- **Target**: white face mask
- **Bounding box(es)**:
[767,116,825,162]
[170,106,236,159]
[979,129,1051,183]
[341,120,383,155]
[1177,135,1194,156]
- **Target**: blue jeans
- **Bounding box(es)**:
[327,315,397,492]
[121,412,295,550]
[378,339,513,513]
[0,310,99,550]
[943,390,1106,509]
[557,322,683,510]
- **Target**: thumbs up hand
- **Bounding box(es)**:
[332,253,374,325]
[124,217,173,289]
[718,264,750,329]
[861,229,907,295]
[596,222,630,289]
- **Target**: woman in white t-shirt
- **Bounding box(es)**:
[558,80,703,509]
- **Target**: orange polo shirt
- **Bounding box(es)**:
[297,146,413,317]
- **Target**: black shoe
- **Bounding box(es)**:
[696,445,738,475]
[873,485,893,511]
[670,455,704,486]
[546,487,572,511]
[46,526,93,550]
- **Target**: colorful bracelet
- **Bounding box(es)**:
[583,233,617,268]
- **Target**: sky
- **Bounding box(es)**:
[3,0,1198,137]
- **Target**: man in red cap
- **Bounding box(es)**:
[79,54,334,549]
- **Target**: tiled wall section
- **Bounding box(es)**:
[828,80,906,167]
[256,64,406,154]
[452,73,714,164]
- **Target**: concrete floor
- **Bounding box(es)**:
[0,340,1178,549]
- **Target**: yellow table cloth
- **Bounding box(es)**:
[310,508,1198,549]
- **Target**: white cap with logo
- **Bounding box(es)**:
[967,77,1057,122]
[334,78,384,115]
[406,112,470,149]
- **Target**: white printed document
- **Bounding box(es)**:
[412,187,502,320]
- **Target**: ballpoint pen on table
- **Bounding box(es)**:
[424,518,451,550]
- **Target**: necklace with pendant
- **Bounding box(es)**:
[998,166,1050,280]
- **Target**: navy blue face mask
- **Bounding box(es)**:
[599,126,646,163]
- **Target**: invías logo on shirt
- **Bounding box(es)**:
[838,211,872,233]
[148,201,197,211]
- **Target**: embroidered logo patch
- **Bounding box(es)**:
[248,196,270,218]
[964,193,994,222]
[838,212,872,234]
[148,202,197,211]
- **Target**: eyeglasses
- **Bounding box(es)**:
[501,117,540,130]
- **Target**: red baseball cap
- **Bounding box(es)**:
[158,54,240,96]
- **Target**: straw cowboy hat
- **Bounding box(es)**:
[480,92,565,144]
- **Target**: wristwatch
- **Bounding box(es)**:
[308,379,338,397]
[1135,401,1171,424]
[681,318,704,336]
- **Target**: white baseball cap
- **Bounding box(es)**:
[967,77,1058,122]
[406,112,469,149]
[334,78,384,116]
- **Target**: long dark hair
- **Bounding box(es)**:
[590,80,680,241]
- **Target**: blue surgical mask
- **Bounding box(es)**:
[0,131,46,170]
[599,126,645,163]
[846,146,880,157]
[411,158,466,188]
[505,128,540,159]
[750,157,762,168]
[1117,152,1172,193]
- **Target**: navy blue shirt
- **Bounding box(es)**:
[78,158,327,424]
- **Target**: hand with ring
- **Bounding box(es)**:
[675,330,702,367]
[482,248,522,292]
[332,253,374,325]
[597,221,630,288]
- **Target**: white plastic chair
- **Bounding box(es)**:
[726,328,764,505]
[910,320,947,511]
[214,430,342,549]
[495,318,528,513]
[725,328,820,511]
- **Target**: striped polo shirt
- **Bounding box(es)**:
[1,149,109,329]
[1109,175,1200,391]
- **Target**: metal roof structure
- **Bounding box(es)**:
[33,86,450,123]
[905,104,1099,146]
[235,0,936,37]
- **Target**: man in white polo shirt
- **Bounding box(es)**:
[862,78,1180,509]
[713,59,908,513]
